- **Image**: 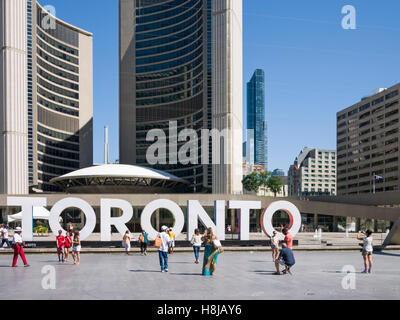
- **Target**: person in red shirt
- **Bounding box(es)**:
[282,228,293,250]
[56,230,65,263]
[64,232,72,263]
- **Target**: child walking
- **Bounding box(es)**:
[123,230,131,255]
[56,230,65,262]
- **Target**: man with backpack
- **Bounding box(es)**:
[139,229,148,256]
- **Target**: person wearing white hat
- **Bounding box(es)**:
[158,225,171,272]
[12,227,29,267]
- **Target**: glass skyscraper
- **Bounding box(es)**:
[246,69,267,169]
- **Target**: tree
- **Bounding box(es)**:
[259,171,272,196]
[267,176,284,197]
[242,172,261,193]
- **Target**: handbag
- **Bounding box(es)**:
[139,235,144,243]
[212,239,222,249]
[213,239,224,254]
[154,236,162,248]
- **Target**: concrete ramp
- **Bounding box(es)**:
[383,217,400,246]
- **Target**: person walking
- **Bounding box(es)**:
[0,225,11,249]
[267,231,280,261]
[158,226,171,273]
[274,243,295,275]
[56,230,65,263]
[357,230,373,274]
[139,230,148,256]
[11,227,29,268]
[64,231,72,263]
[202,227,222,276]
[123,230,131,255]
[0,224,3,248]
[168,228,175,254]
[72,230,81,265]
[190,228,202,264]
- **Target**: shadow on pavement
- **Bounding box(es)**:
[252,270,279,276]
[170,272,203,276]
[322,270,376,274]
[130,269,161,273]
[374,251,400,257]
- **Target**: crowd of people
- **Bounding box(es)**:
[1,222,375,275]
[55,223,81,265]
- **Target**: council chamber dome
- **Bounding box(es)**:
[50,164,189,194]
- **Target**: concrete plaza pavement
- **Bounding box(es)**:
[30,232,391,246]
[0,251,399,300]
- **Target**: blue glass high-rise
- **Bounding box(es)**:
[247,69,267,169]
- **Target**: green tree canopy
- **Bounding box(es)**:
[267,175,284,197]
[242,172,261,193]
[242,171,284,197]
[259,171,272,196]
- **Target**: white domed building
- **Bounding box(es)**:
[50,164,189,194]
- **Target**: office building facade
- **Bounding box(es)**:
[288,147,337,197]
[246,69,267,169]
[119,0,243,194]
[0,0,93,194]
[337,84,400,195]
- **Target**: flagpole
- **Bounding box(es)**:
[373,172,375,194]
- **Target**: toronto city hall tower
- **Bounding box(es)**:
[119,0,243,194]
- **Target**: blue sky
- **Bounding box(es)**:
[44,0,400,172]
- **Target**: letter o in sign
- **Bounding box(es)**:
[49,198,96,241]
[260,201,301,241]
[140,199,185,240]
